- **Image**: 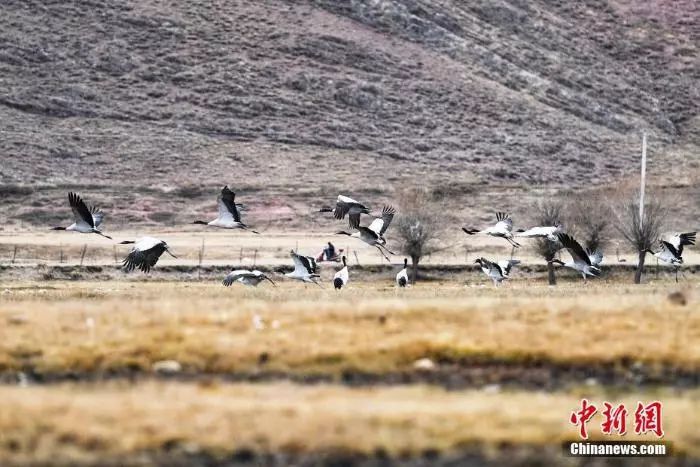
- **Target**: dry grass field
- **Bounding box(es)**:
[1,277,698,465]
[1,280,699,377]
[1,0,698,465]
[3,229,700,270]
[2,382,700,465]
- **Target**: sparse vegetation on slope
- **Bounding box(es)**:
[0,0,698,229]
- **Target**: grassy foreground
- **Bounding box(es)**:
[0,280,697,378]
[0,280,698,465]
[0,381,698,464]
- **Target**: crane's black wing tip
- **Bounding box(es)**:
[221,186,235,198]
[680,232,696,245]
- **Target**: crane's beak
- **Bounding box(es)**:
[166,249,178,259]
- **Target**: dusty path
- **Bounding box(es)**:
[4,230,700,267]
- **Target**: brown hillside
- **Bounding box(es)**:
[0,0,697,228]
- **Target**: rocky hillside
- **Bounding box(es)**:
[0,0,698,227]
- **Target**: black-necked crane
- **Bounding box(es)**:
[644,232,696,282]
[586,248,603,268]
[222,269,276,287]
[333,256,349,290]
[462,212,520,247]
[396,258,409,287]
[336,205,396,261]
[474,257,520,287]
[119,237,176,273]
[193,186,259,233]
[550,233,600,280]
[319,195,371,229]
[52,192,111,239]
[515,224,563,242]
[285,250,321,285]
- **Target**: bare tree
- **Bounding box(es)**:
[394,188,444,284]
[532,200,564,285]
[566,193,611,253]
[614,195,666,284]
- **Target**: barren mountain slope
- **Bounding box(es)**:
[0,0,697,228]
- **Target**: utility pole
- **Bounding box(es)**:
[639,132,647,223]
[634,132,648,285]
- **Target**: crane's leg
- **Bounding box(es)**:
[92,230,112,240]
[675,267,679,283]
[307,276,323,288]
[506,237,520,248]
[378,244,395,256]
[375,246,390,262]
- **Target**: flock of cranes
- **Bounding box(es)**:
[50,189,696,288]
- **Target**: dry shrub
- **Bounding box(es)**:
[0,184,34,197]
[565,192,611,253]
[614,193,666,284]
[394,187,445,283]
[173,184,208,199]
[531,200,564,285]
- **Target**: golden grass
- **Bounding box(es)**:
[0,280,698,376]
[0,381,698,463]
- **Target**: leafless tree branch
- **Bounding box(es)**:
[614,194,666,283]
[393,188,445,283]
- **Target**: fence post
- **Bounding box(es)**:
[198,238,205,281]
[79,245,88,266]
